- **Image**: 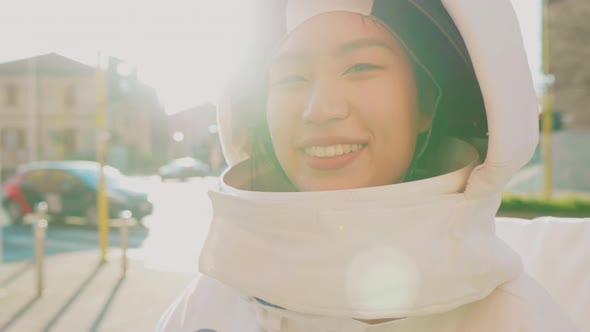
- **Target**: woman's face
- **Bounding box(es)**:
[266,12,430,192]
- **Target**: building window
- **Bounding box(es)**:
[1,128,25,149]
[4,84,17,107]
[50,129,78,154]
[63,128,78,153]
[64,85,76,109]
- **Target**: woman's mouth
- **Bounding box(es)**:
[302,143,367,170]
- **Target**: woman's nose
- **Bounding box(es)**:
[302,80,350,124]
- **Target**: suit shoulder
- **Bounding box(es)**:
[156,275,258,332]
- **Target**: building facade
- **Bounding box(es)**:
[0,53,167,178]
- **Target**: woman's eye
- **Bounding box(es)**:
[344,63,383,74]
[273,75,307,86]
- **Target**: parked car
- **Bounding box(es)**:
[1,161,153,225]
[158,157,210,181]
[539,110,564,131]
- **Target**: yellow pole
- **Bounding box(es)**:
[541,0,553,200]
[96,52,109,262]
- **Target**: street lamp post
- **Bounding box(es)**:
[96,53,110,263]
[541,0,553,200]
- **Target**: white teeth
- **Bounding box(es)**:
[316,146,326,157]
[326,146,336,157]
[304,144,364,158]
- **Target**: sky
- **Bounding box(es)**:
[0,0,542,114]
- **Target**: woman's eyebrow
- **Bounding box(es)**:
[270,38,398,67]
[270,51,307,67]
[333,38,400,57]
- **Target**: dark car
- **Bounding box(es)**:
[158,157,210,181]
[2,161,153,225]
[539,111,564,131]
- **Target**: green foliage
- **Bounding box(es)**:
[500,194,590,216]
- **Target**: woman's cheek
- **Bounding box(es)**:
[266,96,298,162]
[267,98,291,133]
[267,89,307,128]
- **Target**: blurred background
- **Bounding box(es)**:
[0,0,588,331]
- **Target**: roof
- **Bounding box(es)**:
[18,160,101,172]
[0,53,93,76]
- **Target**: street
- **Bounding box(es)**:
[1,176,219,273]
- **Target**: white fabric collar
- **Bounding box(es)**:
[199,139,523,319]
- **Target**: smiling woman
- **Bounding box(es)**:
[233,3,483,192]
[266,12,426,191]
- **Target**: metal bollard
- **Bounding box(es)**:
[0,163,2,265]
[0,220,3,265]
[34,202,48,297]
[119,210,132,276]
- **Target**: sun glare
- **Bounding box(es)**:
[0,0,258,114]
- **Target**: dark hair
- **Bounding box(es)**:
[371,0,487,180]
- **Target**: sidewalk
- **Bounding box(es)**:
[0,250,194,332]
